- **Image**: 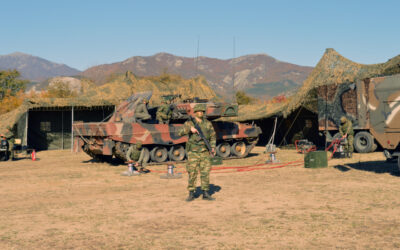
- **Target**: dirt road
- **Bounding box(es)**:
[1,147,400,249]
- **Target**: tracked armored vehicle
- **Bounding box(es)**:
[73,92,261,164]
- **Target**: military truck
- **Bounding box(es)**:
[73,92,262,164]
[318,74,400,160]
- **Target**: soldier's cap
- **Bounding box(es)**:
[340,116,347,123]
[193,104,206,112]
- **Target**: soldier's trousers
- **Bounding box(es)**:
[344,135,354,153]
[186,151,211,191]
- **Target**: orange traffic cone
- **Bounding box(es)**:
[31,149,36,161]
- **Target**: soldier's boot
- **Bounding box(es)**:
[202,191,215,201]
[186,191,195,202]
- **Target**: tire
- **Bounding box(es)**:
[216,142,231,158]
[397,156,400,173]
[0,152,6,161]
[231,141,247,157]
[354,131,374,153]
[150,146,168,163]
[168,145,185,161]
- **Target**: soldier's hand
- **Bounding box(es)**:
[127,160,134,163]
[135,162,139,167]
[211,148,216,156]
[190,127,199,134]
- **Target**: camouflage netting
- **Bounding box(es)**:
[0,73,217,134]
[284,48,400,116]
[231,48,400,122]
[0,97,118,135]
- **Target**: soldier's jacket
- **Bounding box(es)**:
[178,117,216,152]
[339,120,354,136]
[134,103,151,120]
[126,145,146,166]
[156,104,172,121]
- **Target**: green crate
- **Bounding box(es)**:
[304,151,328,168]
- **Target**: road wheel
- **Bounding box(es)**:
[371,143,378,152]
[168,145,185,161]
[231,141,247,157]
[354,131,374,153]
[150,146,168,162]
[216,142,231,158]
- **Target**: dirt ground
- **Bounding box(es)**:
[1,147,400,249]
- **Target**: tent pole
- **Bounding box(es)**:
[71,106,74,152]
[25,110,29,147]
[61,110,64,150]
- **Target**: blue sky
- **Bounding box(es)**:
[1,0,399,70]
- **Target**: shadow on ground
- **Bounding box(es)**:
[194,184,221,198]
[334,160,400,177]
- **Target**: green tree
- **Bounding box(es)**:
[0,70,28,100]
[235,90,252,105]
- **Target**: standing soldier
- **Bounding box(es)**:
[156,98,172,124]
[339,116,354,158]
[134,97,151,122]
[178,104,216,201]
[121,141,148,176]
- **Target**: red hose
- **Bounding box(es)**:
[149,159,304,174]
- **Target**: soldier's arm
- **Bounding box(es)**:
[208,122,217,149]
[346,121,352,135]
[138,149,145,166]
[126,146,133,161]
[178,121,192,136]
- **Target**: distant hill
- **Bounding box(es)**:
[81,53,313,99]
[0,52,81,82]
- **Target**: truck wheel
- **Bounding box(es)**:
[354,131,374,153]
[0,152,6,161]
[397,156,400,173]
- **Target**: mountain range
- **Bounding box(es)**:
[0,52,80,81]
[0,52,313,100]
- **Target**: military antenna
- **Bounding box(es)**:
[232,36,236,102]
[195,36,200,76]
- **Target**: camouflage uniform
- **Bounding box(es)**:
[339,117,354,155]
[134,99,151,121]
[122,142,147,176]
[178,104,216,200]
[156,102,172,124]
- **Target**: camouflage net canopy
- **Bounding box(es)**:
[230,48,400,122]
[0,73,218,135]
[284,48,400,116]
[0,97,118,136]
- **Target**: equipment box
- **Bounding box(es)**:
[304,151,328,168]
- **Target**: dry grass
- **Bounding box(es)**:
[1,147,400,249]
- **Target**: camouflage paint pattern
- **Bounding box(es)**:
[318,73,400,151]
[186,151,212,191]
[73,92,261,163]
